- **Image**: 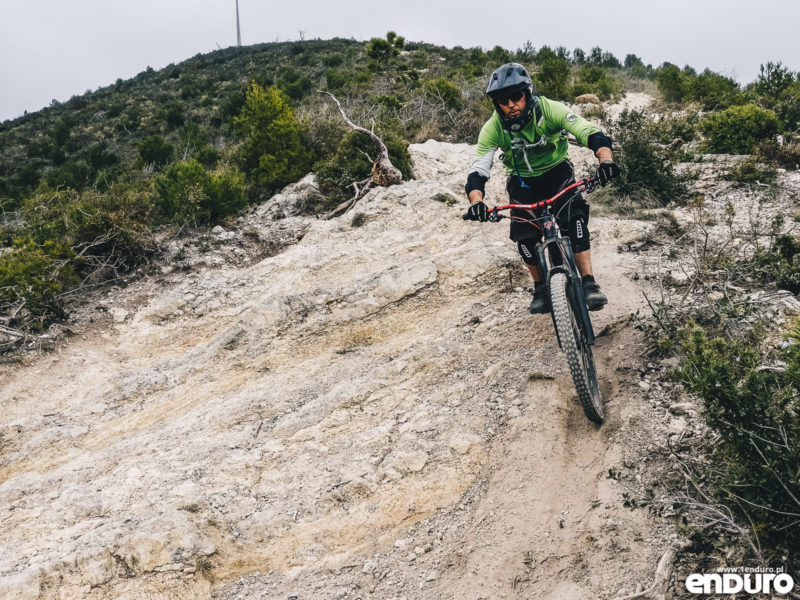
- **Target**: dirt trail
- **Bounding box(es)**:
[0,133,677,599]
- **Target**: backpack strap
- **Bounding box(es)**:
[532,95,544,128]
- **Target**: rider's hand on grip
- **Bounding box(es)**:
[596,161,621,186]
[463,201,488,222]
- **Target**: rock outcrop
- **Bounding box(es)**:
[1,135,675,599]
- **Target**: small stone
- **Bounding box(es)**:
[661,357,681,369]
[362,560,377,574]
[109,308,129,323]
[414,546,425,556]
[668,417,689,436]
[638,380,651,391]
[406,552,417,562]
[448,433,483,455]
[426,570,439,582]
[669,402,697,416]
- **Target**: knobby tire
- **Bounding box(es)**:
[549,272,604,423]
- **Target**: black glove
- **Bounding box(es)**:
[597,160,621,186]
[464,201,488,222]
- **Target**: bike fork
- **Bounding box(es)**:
[536,238,596,347]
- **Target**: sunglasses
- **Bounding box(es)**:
[497,90,525,106]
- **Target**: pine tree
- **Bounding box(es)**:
[234,82,312,191]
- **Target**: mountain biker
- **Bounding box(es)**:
[464,62,620,314]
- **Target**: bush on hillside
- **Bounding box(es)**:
[684,69,741,110]
[314,130,412,206]
[1,184,156,331]
[723,157,777,185]
[675,323,800,558]
[699,104,781,154]
[756,140,800,170]
[154,160,246,225]
[609,109,685,204]
[0,241,76,329]
[656,63,686,103]
[650,112,699,145]
[534,56,570,100]
[752,234,800,294]
[138,135,175,168]
[571,66,621,101]
[234,82,313,192]
[21,185,154,267]
[423,78,463,111]
[752,61,796,107]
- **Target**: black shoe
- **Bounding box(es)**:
[582,277,608,311]
[528,284,550,314]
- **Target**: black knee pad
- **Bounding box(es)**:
[517,238,539,265]
[569,215,591,253]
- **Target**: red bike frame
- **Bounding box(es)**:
[486,176,598,222]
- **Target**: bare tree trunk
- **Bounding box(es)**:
[318,91,402,187]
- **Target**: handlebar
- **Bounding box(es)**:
[462,175,600,221]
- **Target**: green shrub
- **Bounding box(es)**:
[3,185,156,330]
[87,143,118,171]
[650,112,699,144]
[234,82,313,192]
[571,66,621,101]
[322,53,343,68]
[194,145,221,168]
[423,78,463,111]
[534,56,570,100]
[314,130,412,205]
[699,104,781,154]
[684,69,741,110]
[752,62,795,107]
[756,140,800,170]
[160,100,185,129]
[325,68,348,91]
[609,109,685,205]
[676,323,800,556]
[752,234,800,294]
[21,185,154,267]
[724,157,777,185]
[366,38,395,64]
[0,241,76,328]
[154,160,246,225]
[277,67,312,101]
[44,160,90,190]
[138,135,174,168]
[656,63,685,102]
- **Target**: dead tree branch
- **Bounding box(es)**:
[612,541,691,600]
[318,91,402,188]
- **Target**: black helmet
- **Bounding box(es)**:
[486,63,535,132]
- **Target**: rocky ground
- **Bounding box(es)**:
[3,95,794,599]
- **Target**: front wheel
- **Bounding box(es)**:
[549,272,604,423]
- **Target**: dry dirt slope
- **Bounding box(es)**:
[1,138,676,599]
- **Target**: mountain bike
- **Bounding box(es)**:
[464,175,604,423]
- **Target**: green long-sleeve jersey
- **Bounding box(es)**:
[470,96,600,179]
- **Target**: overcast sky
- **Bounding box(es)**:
[2,0,799,122]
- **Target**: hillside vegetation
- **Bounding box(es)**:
[2,37,799,337]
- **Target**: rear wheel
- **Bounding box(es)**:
[549,272,604,423]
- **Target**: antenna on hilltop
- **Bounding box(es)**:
[235,0,242,47]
